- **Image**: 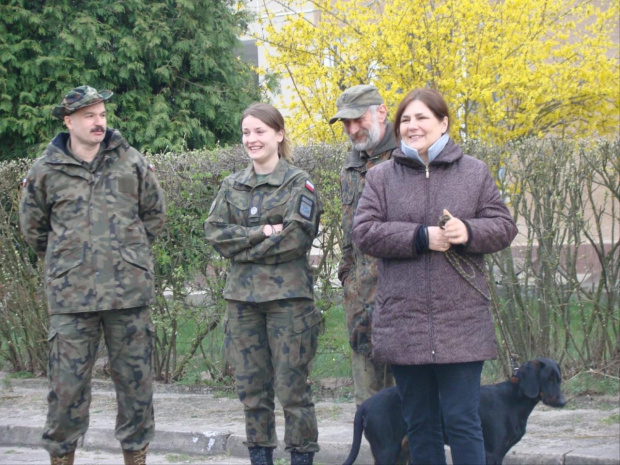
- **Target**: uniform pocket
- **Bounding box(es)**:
[221,316,238,370]
[225,192,249,210]
[47,248,84,280]
[288,304,322,367]
[120,245,153,272]
[47,327,59,381]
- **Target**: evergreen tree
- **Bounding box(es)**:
[0,0,260,159]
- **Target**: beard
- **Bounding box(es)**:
[349,115,381,152]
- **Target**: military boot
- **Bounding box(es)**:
[49,451,75,465]
[248,446,274,465]
[122,444,148,465]
[291,451,314,465]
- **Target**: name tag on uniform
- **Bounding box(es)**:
[298,195,314,220]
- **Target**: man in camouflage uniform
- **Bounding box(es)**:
[19,86,165,465]
[205,156,322,465]
[329,85,396,406]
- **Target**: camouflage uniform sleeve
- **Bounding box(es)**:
[204,179,267,258]
[337,169,355,284]
[19,165,50,258]
[233,178,318,265]
[139,157,166,243]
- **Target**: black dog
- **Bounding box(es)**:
[342,358,566,465]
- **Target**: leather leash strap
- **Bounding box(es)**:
[438,212,519,376]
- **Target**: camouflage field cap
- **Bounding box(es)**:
[52,85,113,120]
[329,84,384,124]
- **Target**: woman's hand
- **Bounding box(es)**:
[428,226,451,252]
[441,209,469,245]
[262,224,283,236]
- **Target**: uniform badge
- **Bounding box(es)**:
[21,178,28,187]
[298,194,314,220]
[148,164,155,172]
[305,180,315,193]
[250,207,258,215]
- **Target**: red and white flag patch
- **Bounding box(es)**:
[21,178,28,187]
[305,180,315,193]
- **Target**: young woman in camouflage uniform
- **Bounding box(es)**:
[204,103,321,465]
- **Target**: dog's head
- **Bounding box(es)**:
[513,358,566,407]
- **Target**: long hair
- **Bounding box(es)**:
[241,103,293,162]
[393,88,450,139]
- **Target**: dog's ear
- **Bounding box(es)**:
[517,360,541,399]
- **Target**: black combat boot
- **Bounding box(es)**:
[248,446,274,465]
[291,451,314,465]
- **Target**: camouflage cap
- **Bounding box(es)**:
[329,85,384,124]
[52,86,113,120]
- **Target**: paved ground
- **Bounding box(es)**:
[0,376,618,465]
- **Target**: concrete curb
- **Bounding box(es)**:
[2,424,618,465]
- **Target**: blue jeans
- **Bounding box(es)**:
[392,361,485,465]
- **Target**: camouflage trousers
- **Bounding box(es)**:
[225,298,321,453]
[351,349,394,407]
[43,307,155,457]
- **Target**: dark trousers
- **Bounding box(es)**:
[392,361,485,465]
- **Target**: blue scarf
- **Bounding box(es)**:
[401,133,449,165]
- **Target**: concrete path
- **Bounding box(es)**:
[1,377,618,465]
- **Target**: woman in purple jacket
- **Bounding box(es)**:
[352,88,517,465]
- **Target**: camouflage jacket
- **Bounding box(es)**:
[19,130,165,315]
[338,123,397,354]
[204,159,319,303]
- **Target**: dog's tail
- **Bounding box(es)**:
[342,406,365,465]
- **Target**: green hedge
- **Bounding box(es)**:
[1,138,618,382]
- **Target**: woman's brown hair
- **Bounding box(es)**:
[393,88,450,139]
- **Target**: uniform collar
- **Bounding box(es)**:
[45,129,122,166]
[236,158,291,187]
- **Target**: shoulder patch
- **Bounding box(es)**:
[22,178,28,187]
[148,163,155,172]
[305,180,315,193]
[298,194,315,220]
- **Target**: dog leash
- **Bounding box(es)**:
[439,211,520,377]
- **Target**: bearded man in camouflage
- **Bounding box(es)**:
[329,85,396,406]
[19,86,165,465]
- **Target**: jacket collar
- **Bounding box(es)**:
[343,122,397,169]
[393,137,463,170]
[44,129,124,166]
[235,158,291,187]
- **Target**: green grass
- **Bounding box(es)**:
[600,413,620,425]
[4,371,35,380]
[562,369,620,398]
[311,304,352,381]
[170,303,352,387]
[162,299,619,403]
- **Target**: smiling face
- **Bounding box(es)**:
[64,102,107,149]
[342,104,387,153]
[242,114,284,168]
[399,99,448,156]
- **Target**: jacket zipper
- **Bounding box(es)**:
[425,163,436,361]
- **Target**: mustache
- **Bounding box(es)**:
[348,128,369,141]
[91,126,105,133]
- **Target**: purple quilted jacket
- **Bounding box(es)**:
[352,139,517,365]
